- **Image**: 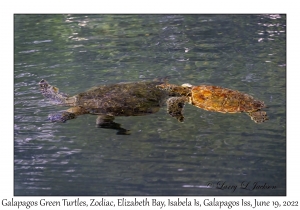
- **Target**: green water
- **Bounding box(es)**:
[14,14,286,195]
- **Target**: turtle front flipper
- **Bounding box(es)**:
[166,96,188,122]
[48,111,76,122]
[247,111,268,123]
[96,115,130,135]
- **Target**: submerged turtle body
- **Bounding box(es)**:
[39,79,267,134]
[39,79,170,134]
[156,83,268,123]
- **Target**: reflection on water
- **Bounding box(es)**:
[14,14,286,195]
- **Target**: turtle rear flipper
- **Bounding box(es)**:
[39,79,70,104]
[247,111,268,123]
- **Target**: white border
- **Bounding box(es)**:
[4,0,298,209]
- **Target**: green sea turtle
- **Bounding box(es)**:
[156,83,268,123]
[39,79,172,134]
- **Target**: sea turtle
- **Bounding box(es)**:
[156,83,268,123]
[39,79,172,134]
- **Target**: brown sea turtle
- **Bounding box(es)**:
[39,79,172,134]
[156,83,268,123]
